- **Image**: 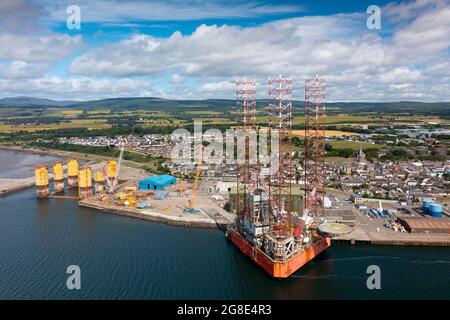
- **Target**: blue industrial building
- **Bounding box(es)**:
[139,175,176,191]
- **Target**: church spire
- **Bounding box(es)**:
[358,141,366,164]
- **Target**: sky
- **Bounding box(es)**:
[0,0,449,101]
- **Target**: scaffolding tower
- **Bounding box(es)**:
[267,75,294,232]
[304,75,326,218]
[235,79,258,224]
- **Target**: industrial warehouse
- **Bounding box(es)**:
[398,218,450,234]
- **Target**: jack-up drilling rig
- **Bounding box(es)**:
[227,76,331,278]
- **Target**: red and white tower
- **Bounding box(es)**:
[235,79,257,222]
[267,75,293,231]
[304,75,326,218]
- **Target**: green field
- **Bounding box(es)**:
[328,140,388,150]
[0,100,448,136]
[186,111,224,115]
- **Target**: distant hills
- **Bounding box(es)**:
[0,96,78,107]
[0,96,233,111]
[0,96,449,116]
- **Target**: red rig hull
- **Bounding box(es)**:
[227,228,331,278]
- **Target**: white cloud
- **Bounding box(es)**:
[200,80,234,93]
[424,61,450,77]
[383,0,447,22]
[69,16,371,78]
[44,0,304,22]
[0,0,48,34]
[66,2,450,101]
[0,0,82,79]
[2,0,450,101]
[170,73,184,84]
[0,33,82,63]
[0,77,151,100]
[70,4,449,80]
[391,4,450,61]
[0,61,50,79]
[378,67,422,83]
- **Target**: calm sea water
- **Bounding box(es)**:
[0,149,61,179]
[0,151,449,299]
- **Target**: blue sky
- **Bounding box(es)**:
[47,0,398,53]
[0,0,449,101]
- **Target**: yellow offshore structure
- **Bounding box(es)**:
[106,160,117,189]
[35,165,49,198]
[94,171,105,193]
[53,162,65,193]
[67,159,79,187]
[78,166,93,199]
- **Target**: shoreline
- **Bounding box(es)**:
[0,147,61,196]
[0,145,71,160]
[0,144,147,170]
[0,147,449,243]
[3,183,450,245]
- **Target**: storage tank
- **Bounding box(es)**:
[35,165,49,198]
[67,159,79,187]
[422,199,433,213]
[53,162,65,193]
[94,171,105,193]
[429,203,443,217]
[78,166,93,198]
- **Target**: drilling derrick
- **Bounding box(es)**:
[267,76,295,229]
[304,75,326,219]
[235,79,266,243]
[235,79,257,216]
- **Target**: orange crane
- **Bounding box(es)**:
[190,159,202,207]
[183,146,203,213]
[177,182,190,207]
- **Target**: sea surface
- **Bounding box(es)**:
[0,149,61,179]
[0,150,449,299]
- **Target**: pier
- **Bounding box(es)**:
[0,176,51,196]
[333,226,450,247]
[79,197,231,229]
